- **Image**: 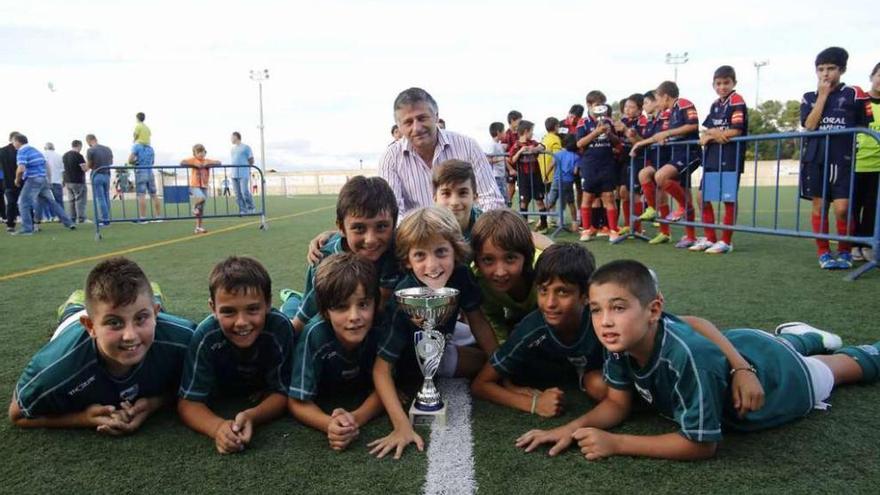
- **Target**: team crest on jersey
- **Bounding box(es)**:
[567,355,588,369]
[340,366,361,380]
[119,384,140,402]
[634,382,653,403]
[528,334,548,349]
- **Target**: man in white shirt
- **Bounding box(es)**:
[43,142,65,221]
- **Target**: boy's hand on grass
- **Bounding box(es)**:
[573,427,617,460]
[213,420,245,454]
[536,388,564,417]
[328,408,359,451]
[367,426,424,460]
[515,424,576,455]
[232,411,254,444]
[731,370,765,417]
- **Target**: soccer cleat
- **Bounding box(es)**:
[597,226,611,237]
[674,237,696,249]
[705,241,733,254]
[535,224,549,234]
[57,289,87,321]
[11,230,34,236]
[688,237,713,252]
[194,227,208,235]
[851,247,864,262]
[638,206,657,221]
[617,226,631,236]
[863,247,875,262]
[279,288,304,304]
[608,230,621,243]
[818,253,842,270]
[775,322,843,352]
[150,282,166,309]
[648,233,670,245]
[579,228,597,242]
[5,226,14,232]
[68,224,76,230]
[665,207,687,222]
[836,252,853,269]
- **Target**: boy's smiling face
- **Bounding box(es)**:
[713,77,736,100]
[537,277,587,332]
[588,281,661,356]
[406,236,455,289]
[82,291,158,377]
[339,210,394,263]
[210,287,269,349]
[325,284,375,351]
[475,238,525,293]
[434,180,476,231]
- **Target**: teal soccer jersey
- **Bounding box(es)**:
[489,307,602,383]
[288,318,379,401]
[377,265,482,365]
[295,232,400,325]
[603,314,816,442]
[461,207,482,243]
[15,313,195,418]
[179,310,294,401]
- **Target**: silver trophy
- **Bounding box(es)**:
[394,287,460,427]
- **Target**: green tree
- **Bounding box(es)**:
[746,100,801,160]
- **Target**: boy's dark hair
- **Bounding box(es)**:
[589,259,658,306]
[393,87,439,116]
[13,134,28,145]
[815,47,848,70]
[209,256,272,304]
[471,209,536,283]
[643,90,656,101]
[315,252,379,317]
[336,175,399,226]
[627,93,645,109]
[232,131,242,140]
[85,134,97,142]
[533,243,596,294]
[618,99,627,116]
[8,131,20,140]
[713,65,737,82]
[656,81,679,99]
[136,112,146,122]
[517,120,534,136]
[433,159,476,192]
[545,117,560,132]
[569,104,584,118]
[71,139,82,148]
[586,90,607,105]
[489,122,505,138]
[507,110,523,124]
[391,124,399,135]
[85,257,154,311]
[872,62,880,77]
[563,133,579,152]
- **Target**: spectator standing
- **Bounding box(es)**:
[230,132,255,213]
[43,142,65,221]
[2,132,21,232]
[85,134,113,225]
[11,134,74,235]
[62,140,88,223]
[129,142,162,222]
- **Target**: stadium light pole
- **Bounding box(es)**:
[754,60,769,108]
[249,69,269,172]
[665,52,689,83]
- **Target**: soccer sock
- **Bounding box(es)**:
[778,332,826,356]
[834,343,880,383]
[580,206,591,230]
[622,200,631,227]
[606,207,619,231]
[702,202,717,243]
[658,203,671,235]
[634,201,643,232]
[722,202,736,244]
[685,204,696,239]
[811,213,830,255]
[661,181,688,211]
[836,218,852,252]
[642,181,657,208]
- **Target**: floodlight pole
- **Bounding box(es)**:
[754,60,769,107]
[249,69,269,173]
[665,52,689,83]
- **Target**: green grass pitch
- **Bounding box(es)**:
[1,191,878,494]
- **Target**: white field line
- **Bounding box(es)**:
[423,378,476,495]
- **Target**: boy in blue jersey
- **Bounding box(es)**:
[519,259,879,461]
[9,258,194,434]
[177,256,294,454]
[632,82,702,247]
[546,134,580,232]
[288,253,385,451]
[577,91,622,242]
[286,176,400,331]
[800,47,874,269]
[691,65,749,254]
[432,159,482,242]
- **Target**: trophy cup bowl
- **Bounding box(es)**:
[394,287,460,427]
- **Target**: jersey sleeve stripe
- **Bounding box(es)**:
[663,330,707,442]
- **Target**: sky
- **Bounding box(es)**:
[1,0,878,171]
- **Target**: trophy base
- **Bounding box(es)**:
[409,401,447,427]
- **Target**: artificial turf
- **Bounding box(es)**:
[1,192,878,494]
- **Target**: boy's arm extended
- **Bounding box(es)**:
[515,386,632,456]
[700,128,743,145]
[573,428,716,461]
[654,123,699,143]
[471,363,563,417]
[463,309,499,355]
[680,316,764,416]
[9,392,116,430]
[367,358,424,459]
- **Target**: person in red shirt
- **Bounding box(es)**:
[509,120,548,233]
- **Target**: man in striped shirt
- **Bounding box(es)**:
[379,87,506,219]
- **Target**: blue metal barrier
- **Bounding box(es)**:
[90,164,268,240]
[617,127,880,281]
[486,151,567,238]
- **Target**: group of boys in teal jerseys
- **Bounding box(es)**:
[10,73,880,462]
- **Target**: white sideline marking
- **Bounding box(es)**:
[423,378,476,495]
